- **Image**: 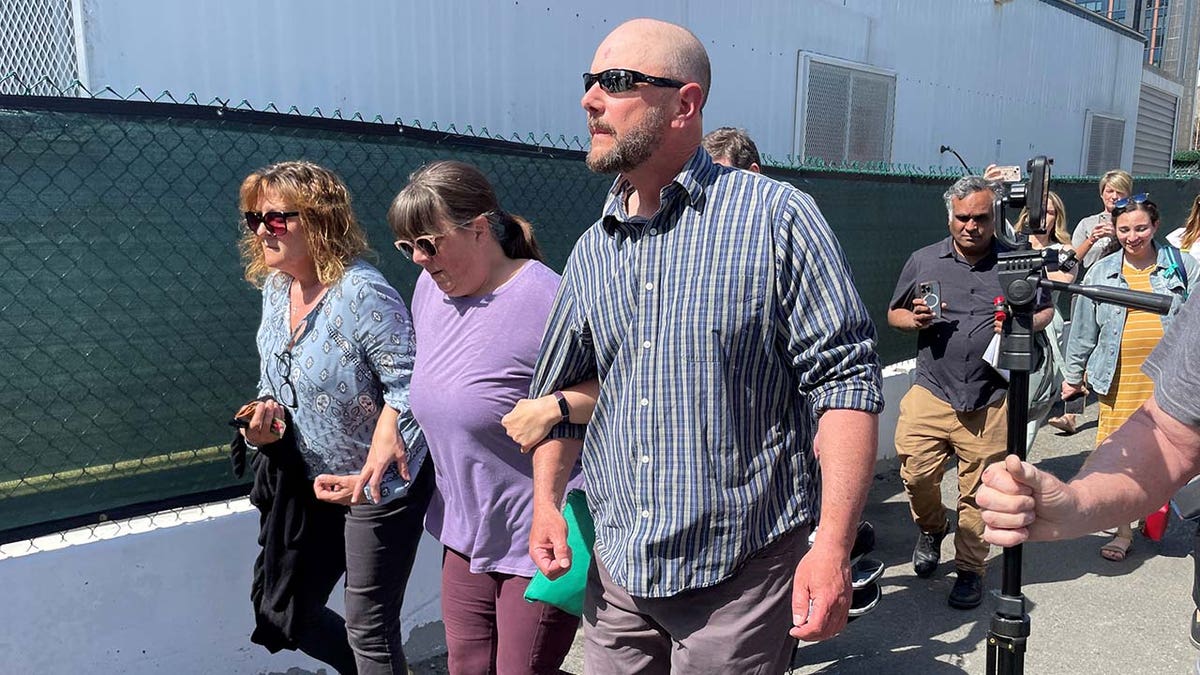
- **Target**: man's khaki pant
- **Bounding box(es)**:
[894,385,1008,574]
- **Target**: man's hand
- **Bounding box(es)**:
[978,454,1078,546]
[789,542,852,641]
[529,502,572,579]
[910,297,939,330]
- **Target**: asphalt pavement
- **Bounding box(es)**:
[407,399,1199,674]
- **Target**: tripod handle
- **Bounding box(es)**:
[1041,280,1174,315]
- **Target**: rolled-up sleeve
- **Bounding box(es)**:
[529,250,597,440]
[773,192,884,415]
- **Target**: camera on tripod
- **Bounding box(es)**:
[994,156,1052,236]
[987,154,1175,675]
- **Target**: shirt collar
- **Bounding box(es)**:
[1099,242,1173,279]
[600,147,714,235]
[936,236,1008,269]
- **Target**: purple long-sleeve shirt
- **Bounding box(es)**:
[410,260,575,576]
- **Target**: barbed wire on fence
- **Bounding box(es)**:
[0,72,1117,179]
[3,77,1198,547]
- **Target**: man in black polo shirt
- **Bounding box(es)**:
[888,175,1053,609]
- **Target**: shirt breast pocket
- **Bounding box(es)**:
[683,272,765,362]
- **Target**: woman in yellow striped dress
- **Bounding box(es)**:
[1061,195,1198,561]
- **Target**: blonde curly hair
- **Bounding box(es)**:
[238,160,372,287]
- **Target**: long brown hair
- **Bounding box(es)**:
[386,160,542,261]
[238,160,372,287]
[1014,191,1070,246]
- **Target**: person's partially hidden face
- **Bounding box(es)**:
[1114,209,1158,260]
[1101,183,1128,212]
[406,216,486,297]
[254,188,312,276]
[948,190,996,259]
[1044,205,1059,231]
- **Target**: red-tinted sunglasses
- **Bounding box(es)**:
[244,210,299,236]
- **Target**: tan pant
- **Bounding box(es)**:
[894,385,1008,574]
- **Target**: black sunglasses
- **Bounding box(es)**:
[583,69,687,94]
[244,210,299,237]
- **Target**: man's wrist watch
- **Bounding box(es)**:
[552,390,570,422]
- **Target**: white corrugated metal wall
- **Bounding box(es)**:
[73,0,1146,173]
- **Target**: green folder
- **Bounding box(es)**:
[524,489,594,617]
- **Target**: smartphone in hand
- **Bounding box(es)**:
[1063,393,1086,415]
[918,281,942,319]
[996,165,1022,182]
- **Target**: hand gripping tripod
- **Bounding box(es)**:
[987,157,1174,675]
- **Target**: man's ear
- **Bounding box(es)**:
[749,162,761,174]
[674,82,704,125]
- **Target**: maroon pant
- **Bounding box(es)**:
[441,547,579,674]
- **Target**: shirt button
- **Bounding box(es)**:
[640,455,651,463]
[641,509,651,518]
[645,282,654,291]
[649,228,658,235]
[642,340,652,349]
[640,398,649,406]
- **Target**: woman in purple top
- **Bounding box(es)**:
[387,161,580,674]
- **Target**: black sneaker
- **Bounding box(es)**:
[948,570,983,609]
[912,521,948,578]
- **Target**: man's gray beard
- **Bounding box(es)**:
[586,108,667,174]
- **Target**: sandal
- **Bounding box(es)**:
[1047,414,1078,435]
[1100,535,1132,561]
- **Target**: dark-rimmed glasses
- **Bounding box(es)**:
[244,211,299,237]
[393,215,483,259]
[272,350,298,409]
[1112,193,1150,210]
[583,69,687,94]
[269,319,308,409]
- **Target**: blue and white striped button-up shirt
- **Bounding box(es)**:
[531,148,883,598]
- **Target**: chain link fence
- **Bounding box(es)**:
[2,80,1199,545]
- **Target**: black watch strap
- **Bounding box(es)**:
[553,390,570,422]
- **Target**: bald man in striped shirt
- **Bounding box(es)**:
[527,18,883,675]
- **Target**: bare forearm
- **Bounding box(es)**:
[887,308,917,332]
[1032,306,1054,332]
[372,405,402,445]
[532,438,583,510]
[812,409,879,554]
[1074,236,1095,259]
[561,379,599,424]
[1065,398,1200,536]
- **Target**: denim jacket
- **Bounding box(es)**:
[1064,243,1197,395]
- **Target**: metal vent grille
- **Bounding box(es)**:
[0,0,81,95]
[804,60,894,164]
[1132,85,1177,174]
[1083,112,1125,175]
